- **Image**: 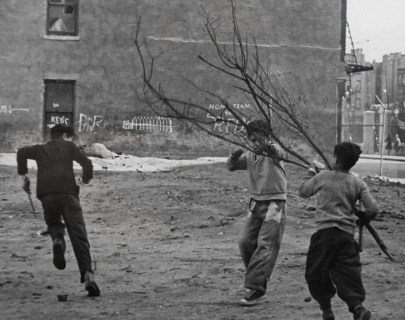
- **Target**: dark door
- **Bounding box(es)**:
[43,80,75,140]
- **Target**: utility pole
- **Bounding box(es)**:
[375,94,386,176]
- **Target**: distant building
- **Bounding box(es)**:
[0,0,347,156]
[343,50,405,154]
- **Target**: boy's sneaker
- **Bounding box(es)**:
[84,271,100,297]
[353,305,371,320]
[52,238,66,270]
[239,289,266,306]
[322,308,335,320]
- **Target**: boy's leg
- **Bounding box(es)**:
[40,194,66,270]
[305,229,337,311]
[62,194,100,296]
[239,208,262,269]
[41,194,65,240]
[244,200,286,292]
[61,195,93,283]
[329,235,366,313]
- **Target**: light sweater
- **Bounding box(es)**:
[227,146,287,201]
[298,170,379,235]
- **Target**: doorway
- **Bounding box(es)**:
[43,80,75,140]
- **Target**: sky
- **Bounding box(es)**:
[346,0,405,62]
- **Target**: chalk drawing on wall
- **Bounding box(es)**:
[46,115,70,128]
[77,113,174,133]
[207,103,251,133]
[122,117,172,132]
[0,105,30,114]
[77,113,104,133]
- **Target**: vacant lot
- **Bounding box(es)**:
[0,161,404,319]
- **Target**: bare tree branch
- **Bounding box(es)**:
[132,0,333,170]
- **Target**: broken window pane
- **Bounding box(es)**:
[47,0,78,35]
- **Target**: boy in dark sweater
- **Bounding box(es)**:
[299,142,379,320]
[227,120,287,306]
[17,124,100,297]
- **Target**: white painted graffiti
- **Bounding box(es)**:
[209,103,251,111]
[47,115,70,128]
[78,113,104,133]
[77,113,174,133]
[0,105,30,114]
[207,103,251,132]
[122,117,172,132]
[207,114,246,133]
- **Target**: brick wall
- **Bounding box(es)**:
[0,0,346,155]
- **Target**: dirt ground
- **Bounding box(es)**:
[0,160,405,320]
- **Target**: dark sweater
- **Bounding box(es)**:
[17,139,93,198]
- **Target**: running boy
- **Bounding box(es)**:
[17,124,100,297]
[298,142,379,320]
[227,120,287,306]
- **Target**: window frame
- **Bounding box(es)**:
[46,0,79,36]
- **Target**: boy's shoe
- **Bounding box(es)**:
[52,238,66,270]
[322,308,335,320]
[239,289,266,306]
[353,305,371,320]
[84,271,100,297]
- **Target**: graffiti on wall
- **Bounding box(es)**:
[77,113,173,133]
[45,115,72,129]
[0,105,30,115]
[122,117,172,132]
[207,103,251,133]
[78,113,105,133]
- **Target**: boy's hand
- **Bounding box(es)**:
[82,176,91,184]
[355,210,373,226]
[307,161,326,176]
[21,176,31,194]
[230,149,244,160]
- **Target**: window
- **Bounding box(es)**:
[47,0,78,36]
[398,71,405,88]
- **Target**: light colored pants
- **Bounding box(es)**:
[239,199,286,292]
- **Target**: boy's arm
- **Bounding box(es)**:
[358,181,379,221]
[298,165,321,198]
[71,143,93,183]
[16,146,39,176]
[227,149,247,171]
[17,146,40,192]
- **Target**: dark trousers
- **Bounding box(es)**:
[305,227,366,312]
[40,193,92,283]
[239,200,286,292]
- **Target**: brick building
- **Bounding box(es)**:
[342,50,405,154]
[0,0,347,156]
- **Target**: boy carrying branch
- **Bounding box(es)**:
[299,142,379,320]
[227,120,287,306]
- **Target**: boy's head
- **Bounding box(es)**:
[333,142,362,171]
[246,120,272,137]
[245,120,272,152]
[50,124,76,140]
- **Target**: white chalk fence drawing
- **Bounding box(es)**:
[0,105,30,115]
[77,113,173,133]
[122,117,172,132]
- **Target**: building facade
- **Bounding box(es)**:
[343,51,405,154]
[0,0,347,156]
